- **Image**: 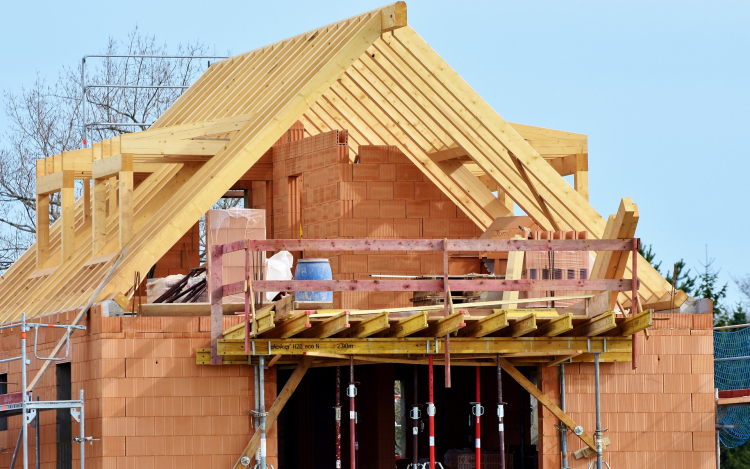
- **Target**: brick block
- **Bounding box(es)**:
[367,218,394,238]
[380,163,396,181]
[353,200,380,219]
[367,182,393,200]
[449,218,477,237]
[395,164,424,181]
[406,200,430,218]
[352,163,381,181]
[430,200,457,218]
[339,219,367,237]
[415,182,442,200]
[358,145,389,163]
[380,200,405,218]
[393,182,415,200]
[393,219,421,237]
[339,182,367,200]
[423,219,449,237]
[388,146,410,163]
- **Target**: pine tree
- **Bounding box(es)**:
[638,244,696,294]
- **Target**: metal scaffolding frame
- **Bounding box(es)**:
[1,314,88,469]
[81,54,229,146]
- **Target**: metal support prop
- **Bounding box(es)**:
[716,388,720,469]
[254,361,260,464]
[428,355,436,468]
[336,367,342,469]
[594,353,603,469]
[21,316,28,469]
[258,356,267,469]
[348,356,357,469]
[472,367,482,469]
[559,364,569,469]
[34,397,39,469]
[412,365,419,467]
[79,389,85,469]
[496,356,505,469]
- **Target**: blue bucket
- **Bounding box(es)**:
[294,258,333,303]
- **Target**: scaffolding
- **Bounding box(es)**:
[1,314,88,469]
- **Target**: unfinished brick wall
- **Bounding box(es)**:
[539,313,716,469]
[0,307,273,469]
[151,221,201,278]
[260,127,484,310]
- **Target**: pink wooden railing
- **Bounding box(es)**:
[208,238,641,375]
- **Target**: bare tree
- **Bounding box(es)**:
[0,27,215,271]
[736,274,750,308]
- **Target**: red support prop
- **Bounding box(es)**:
[428,354,436,468]
[336,367,342,469]
[443,239,451,388]
[349,356,356,469]
[412,365,419,467]
[244,247,251,355]
[475,366,481,469]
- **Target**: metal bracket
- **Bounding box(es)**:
[24,409,36,425]
[240,456,251,467]
[410,406,421,420]
[73,436,99,445]
[471,402,484,416]
[426,402,436,417]
[71,408,81,423]
[347,384,357,398]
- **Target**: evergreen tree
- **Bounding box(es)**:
[638,244,696,295]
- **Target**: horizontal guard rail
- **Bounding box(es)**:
[221,238,635,254]
[221,279,634,296]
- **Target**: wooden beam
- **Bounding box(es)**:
[260,312,312,338]
[510,154,561,231]
[219,336,630,357]
[547,352,583,367]
[82,179,91,223]
[36,172,64,195]
[381,311,428,338]
[60,171,75,262]
[119,155,134,248]
[336,312,389,338]
[500,358,596,450]
[34,194,50,270]
[419,310,466,337]
[605,310,653,337]
[458,310,509,337]
[535,314,574,337]
[499,313,537,337]
[297,312,350,338]
[380,1,407,32]
[435,159,513,218]
[574,153,588,201]
[564,312,617,337]
[502,235,525,309]
[92,177,107,254]
[232,356,315,469]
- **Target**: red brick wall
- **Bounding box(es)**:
[0,307,274,469]
[539,313,716,469]
[267,129,484,310]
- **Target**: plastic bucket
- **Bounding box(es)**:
[294,258,333,303]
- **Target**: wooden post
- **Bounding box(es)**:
[502,235,525,309]
[61,170,75,262]
[36,194,50,268]
[210,244,224,365]
[118,154,134,248]
[574,153,589,201]
[93,178,108,253]
[82,178,91,223]
[108,176,118,217]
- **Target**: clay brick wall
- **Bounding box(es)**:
[539,313,716,469]
[267,129,484,310]
[151,221,201,278]
[0,307,274,469]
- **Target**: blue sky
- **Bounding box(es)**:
[1,0,747,305]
